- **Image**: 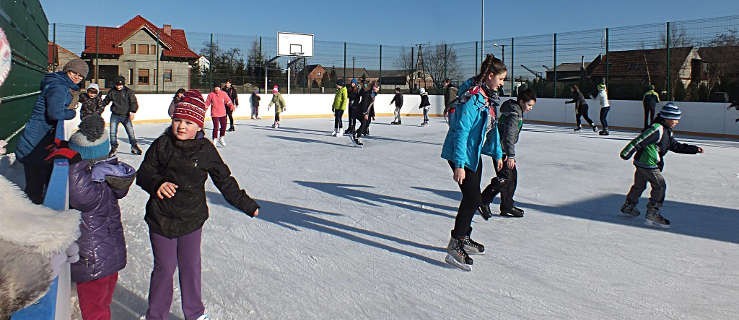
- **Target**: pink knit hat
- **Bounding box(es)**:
[173,89,206,127]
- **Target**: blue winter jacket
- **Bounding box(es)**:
[15,72,78,162]
[441,78,503,170]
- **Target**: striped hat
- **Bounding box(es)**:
[173,89,206,127]
[659,102,682,120]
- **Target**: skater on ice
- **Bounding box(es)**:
[389,87,403,125]
[268,86,287,129]
[418,88,431,126]
[440,54,505,271]
[204,81,234,147]
[331,79,348,136]
[595,83,611,135]
[565,84,597,132]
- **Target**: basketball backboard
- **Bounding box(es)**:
[277,32,314,57]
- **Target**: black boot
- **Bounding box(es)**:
[478,203,493,220]
[108,145,118,157]
[131,144,143,155]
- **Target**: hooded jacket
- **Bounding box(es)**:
[332,86,348,111]
[441,78,503,170]
[419,93,431,108]
[79,92,104,119]
[0,175,80,318]
[68,158,136,283]
[222,86,239,106]
[620,119,700,170]
[15,72,79,162]
[269,93,287,113]
[102,86,138,116]
[497,99,524,158]
[136,129,259,238]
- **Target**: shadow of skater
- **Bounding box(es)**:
[205,192,453,269]
[112,284,183,320]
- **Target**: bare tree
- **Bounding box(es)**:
[422,43,461,89]
[659,24,693,48]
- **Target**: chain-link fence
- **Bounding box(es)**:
[48,15,738,101]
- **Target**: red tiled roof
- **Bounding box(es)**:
[83,15,197,59]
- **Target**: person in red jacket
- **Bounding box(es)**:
[205,82,234,147]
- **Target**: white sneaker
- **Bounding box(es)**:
[196,314,210,320]
[218,136,226,147]
[331,130,337,136]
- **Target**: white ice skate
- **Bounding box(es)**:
[218,136,226,147]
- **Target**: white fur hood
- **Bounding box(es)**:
[0,175,80,255]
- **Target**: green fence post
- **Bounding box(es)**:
[553,33,557,98]
[475,41,478,73]
[666,21,671,100]
[605,27,609,87]
[510,37,514,95]
[343,42,346,82]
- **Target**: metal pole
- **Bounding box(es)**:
[481,0,484,61]
[475,41,478,73]
[666,21,671,100]
[94,26,98,83]
[379,45,382,92]
[410,46,414,92]
[502,45,505,64]
[352,56,355,79]
[52,23,57,70]
[443,43,448,81]
[604,28,609,87]
[209,34,214,89]
[287,66,290,94]
[156,30,160,93]
[343,42,347,82]
[264,62,268,94]
[510,37,514,95]
[553,33,557,98]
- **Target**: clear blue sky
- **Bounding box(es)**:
[40,0,739,45]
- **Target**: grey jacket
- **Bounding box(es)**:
[497,99,524,158]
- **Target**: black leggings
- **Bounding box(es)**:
[481,162,518,210]
[576,104,594,127]
[448,159,483,239]
[334,109,344,130]
[226,108,234,128]
[600,107,610,129]
[644,105,656,129]
[275,111,280,122]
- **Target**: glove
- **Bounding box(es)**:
[44,138,81,164]
[50,242,79,277]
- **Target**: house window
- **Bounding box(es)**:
[137,44,149,55]
[163,69,173,82]
[138,69,149,85]
[151,45,157,54]
[317,72,321,77]
[130,44,136,54]
[128,69,134,85]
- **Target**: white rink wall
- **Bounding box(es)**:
[90,94,739,137]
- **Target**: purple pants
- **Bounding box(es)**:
[145,228,205,320]
[212,116,227,139]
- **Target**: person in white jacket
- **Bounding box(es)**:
[595,83,611,135]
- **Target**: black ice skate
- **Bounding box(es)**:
[445,237,472,271]
[591,124,598,132]
[499,207,524,218]
[131,144,143,155]
[619,202,640,217]
[462,236,485,255]
[645,210,671,229]
[477,203,493,220]
[108,145,118,157]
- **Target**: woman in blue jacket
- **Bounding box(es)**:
[440,54,505,271]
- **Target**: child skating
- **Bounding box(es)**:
[268,87,287,128]
[419,88,431,126]
[331,79,348,136]
[389,87,403,125]
[619,103,703,228]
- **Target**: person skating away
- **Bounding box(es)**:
[642,84,660,129]
[67,114,136,320]
[595,83,611,135]
[205,82,234,147]
[167,88,186,118]
[79,83,104,119]
[136,90,259,320]
[352,82,379,145]
[346,79,361,135]
[15,58,87,203]
[443,78,458,123]
[268,87,287,128]
[480,89,537,219]
[619,103,703,228]
[250,88,261,119]
[331,79,348,136]
[440,54,505,271]
[419,88,431,126]
[103,76,142,156]
[565,84,597,132]
[389,87,403,124]
[222,80,239,131]
[363,84,377,136]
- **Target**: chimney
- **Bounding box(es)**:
[163,24,172,36]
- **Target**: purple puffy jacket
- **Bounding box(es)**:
[68,158,136,283]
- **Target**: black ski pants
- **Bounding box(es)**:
[576,104,595,127]
[481,160,518,211]
[448,159,483,239]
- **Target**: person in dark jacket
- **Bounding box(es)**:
[79,83,104,119]
[15,58,88,204]
[480,89,536,218]
[136,89,259,320]
[67,113,136,320]
[352,82,378,145]
[346,79,361,135]
[102,76,141,156]
[443,79,458,123]
[642,84,660,129]
[250,88,261,119]
[167,88,186,118]
[419,87,431,126]
[223,80,239,131]
[619,103,703,228]
[389,87,403,124]
[565,84,597,132]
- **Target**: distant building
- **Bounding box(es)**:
[47,42,80,72]
[81,15,198,92]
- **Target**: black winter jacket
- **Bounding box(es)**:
[565,91,588,109]
[103,86,138,116]
[419,94,431,108]
[497,99,524,158]
[223,86,239,106]
[79,93,104,119]
[136,129,259,238]
[390,93,403,108]
[349,87,362,110]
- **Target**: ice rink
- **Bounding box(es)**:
[7,116,739,319]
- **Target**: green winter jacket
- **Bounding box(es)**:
[269,93,286,113]
[332,86,348,111]
[620,122,699,170]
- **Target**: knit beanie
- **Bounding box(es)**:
[173,89,207,127]
[62,59,89,78]
[69,114,110,160]
[659,102,682,120]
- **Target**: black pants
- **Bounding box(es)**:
[334,109,344,130]
[364,115,372,135]
[643,105,656,129]
[448,159,483,239]
[226,107,234,128]
[275,111,280,122]
[348,107,357,132]
[600,107,610,130]
[481,161,518,210]
[355,114,369,138]
[21,130,55,204]
[576,104,594,127]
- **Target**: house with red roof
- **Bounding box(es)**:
[81,15,198,92]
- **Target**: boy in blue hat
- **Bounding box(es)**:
[619,103,703,228]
